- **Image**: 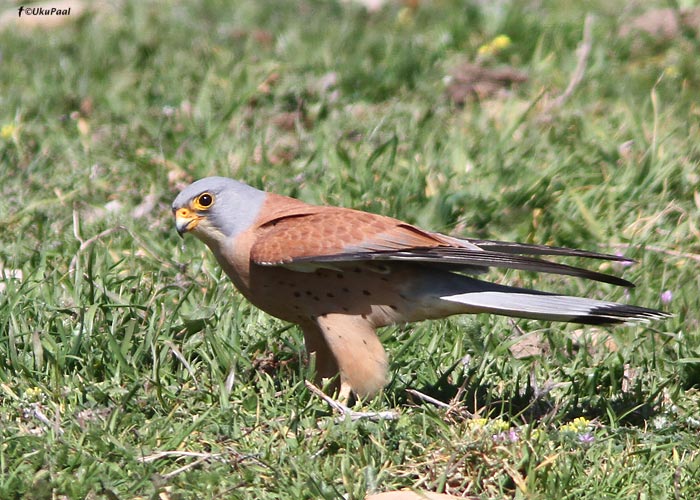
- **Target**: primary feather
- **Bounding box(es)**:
[283,246,635,287]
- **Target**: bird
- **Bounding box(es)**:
[172,176,668,400]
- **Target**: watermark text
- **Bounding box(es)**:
[18,6,72,17]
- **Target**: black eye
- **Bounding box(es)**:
[197,193,213,208]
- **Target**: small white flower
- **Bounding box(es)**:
[652,415,668,430]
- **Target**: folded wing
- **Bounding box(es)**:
[250,206,635,287]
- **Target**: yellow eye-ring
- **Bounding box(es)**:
[194,192,214,210]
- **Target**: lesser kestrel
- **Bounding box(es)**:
[172,177,667,399]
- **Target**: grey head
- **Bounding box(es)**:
[172,176,267,241]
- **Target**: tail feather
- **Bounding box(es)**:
[422,274,669,326]
[440,290,668,325]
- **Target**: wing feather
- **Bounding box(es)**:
[459,238,633,262]
[250,203,634,287]
[284,247,634,287]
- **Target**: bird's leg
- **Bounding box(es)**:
[300,322,353,403]
[300,321,341,393]
[338,381,354,404]
[314,313,389,399]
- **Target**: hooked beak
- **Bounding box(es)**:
[174,207,200,237]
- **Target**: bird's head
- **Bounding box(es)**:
[172,176,267,247]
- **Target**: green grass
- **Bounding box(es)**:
[1,0,699,498]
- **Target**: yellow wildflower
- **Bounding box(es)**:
[491,34,512,51]
[560,416,591,433]
[1,124,16,139]
[24,386,43,401]
[490,419,511,433]
[477,34,512,57]
[467,417,489,429]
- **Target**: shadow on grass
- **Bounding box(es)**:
[392,362,665,428]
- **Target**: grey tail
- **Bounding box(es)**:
[434,277,669,326]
